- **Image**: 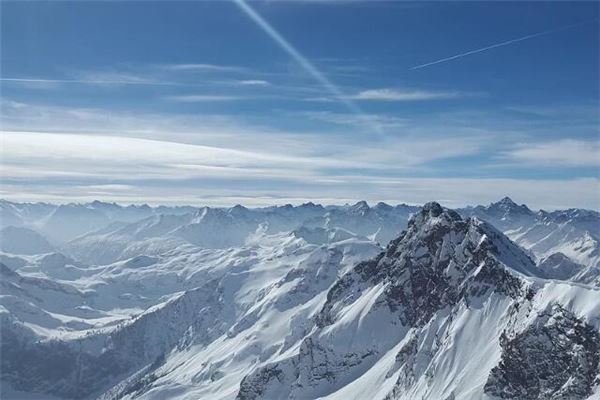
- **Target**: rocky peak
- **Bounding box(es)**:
[408,201,461,228]
[498,196,517,206]
[318,203,535,328]
[487,196,532,216]
[299,201,321,209]
[349,200,370,215]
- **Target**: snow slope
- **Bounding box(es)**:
[1,199,599,400]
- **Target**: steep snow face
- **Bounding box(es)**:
[0,226,55,255]
[98,236,382,400]
[237,203,599,400]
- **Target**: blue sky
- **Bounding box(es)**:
[1,1,599,209]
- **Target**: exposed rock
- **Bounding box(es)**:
[485,304,600,399]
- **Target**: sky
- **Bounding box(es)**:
[1,0,599,209]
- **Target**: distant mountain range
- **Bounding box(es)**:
[1,198,599,399]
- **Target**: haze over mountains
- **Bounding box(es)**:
[1,197,599,399]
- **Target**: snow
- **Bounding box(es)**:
[1,198,599,400]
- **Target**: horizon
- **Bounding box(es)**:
[1,1,599,210]
[2,195,597,213]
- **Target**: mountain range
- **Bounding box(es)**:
[1,198,599,399]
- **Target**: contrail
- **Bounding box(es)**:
[410,20,596,70]
[233,0,380,132]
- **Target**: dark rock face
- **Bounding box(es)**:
[237,365,285,400]
[485,305,600,399]
[0,318,130,399]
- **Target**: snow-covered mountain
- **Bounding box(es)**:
[0,200,198,245]
[460,197,600,285]
[1,199,599,399]
[237,203,599,400]
[0,226,55,255]
[62,202,418,265]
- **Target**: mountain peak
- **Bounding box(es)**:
[422,201,444,217]
[349,200,370,214]
[487,196,532,216]
[497,196,517,206]
[317,203,535,333]
[230,204,248,212]
[373,202,394,215]
[409,202,461,229]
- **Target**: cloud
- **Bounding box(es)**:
[2,171,597,210]
[0,74,167,87]
[163,95,248,102]
[0,101,491,188]
[299,111,407,130]
[235,79,270,86]
[347,88,462,101]
[504,139,600,167]
[160,63,248,73]
[0,130,357,184]
[2,100,596,210]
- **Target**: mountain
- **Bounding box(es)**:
[2,198,600,400]
[465,196,536,230]
[40,204,115,243]
[4,201,599,400]
[0,200,200,245]
[1,229,382,399]
[461,197,600,285]
[236,203,599,400]
[0,226,55,255]
[64,202,419,265]
[0,200,57,230]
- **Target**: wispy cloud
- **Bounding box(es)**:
[160,63,249,73]
[0,101,489,177]
[2,100,598,209]
[347,88,462,101]
[0,76,167,86]
[504,139,600,167]
[234,79,270,86]
[300,111,407,130]
[163,95,248,102]
[410,20,596,70]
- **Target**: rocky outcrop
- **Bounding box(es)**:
[485,304,600,399]
[317,202,535,329]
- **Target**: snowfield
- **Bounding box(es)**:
[0,198,599,399]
